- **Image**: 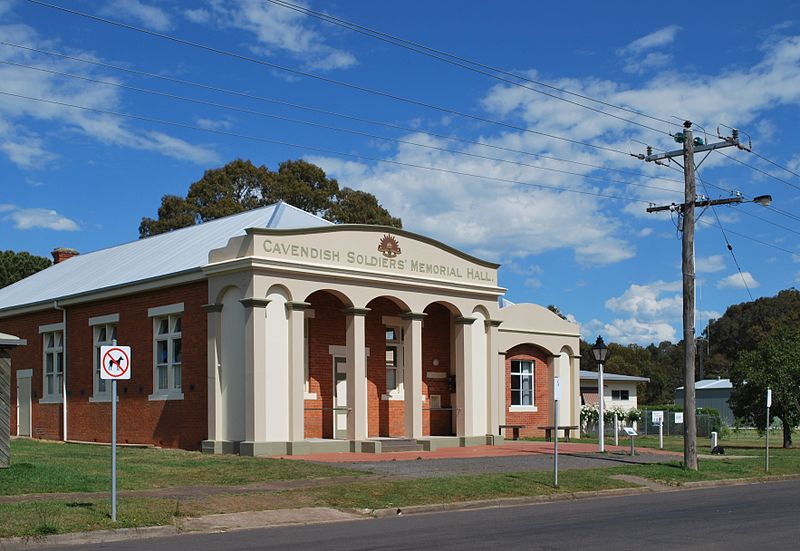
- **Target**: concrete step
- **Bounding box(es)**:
[379,439,424,453]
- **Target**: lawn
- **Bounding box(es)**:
[2,437,799,540]
[0,439,360,496]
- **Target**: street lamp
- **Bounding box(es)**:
[592,336,609,453]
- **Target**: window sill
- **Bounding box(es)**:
[509,405,538,413]
[89,395,116,403]
[304,392,318,400]
[381,392,405,401]
[148,392,184,401]
[38,396,63,405]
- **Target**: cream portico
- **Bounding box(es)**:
[201,224,580,456]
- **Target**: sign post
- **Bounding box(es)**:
[652,410,664,449]
[100,342,131,523]
[766,388,772,473]
[553,377,561,488]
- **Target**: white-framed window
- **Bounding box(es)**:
[148,304,183,400]
[92,324,117,401]
[510,360,534,407]
[612,389,630,401]
[42,331,63,402]
[385,326,403,394]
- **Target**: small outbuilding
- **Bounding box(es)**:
[579,370,649,413]
[676,378,734,426]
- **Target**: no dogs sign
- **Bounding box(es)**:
[100,345,132,380]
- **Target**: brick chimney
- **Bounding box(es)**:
[51,247,79,264]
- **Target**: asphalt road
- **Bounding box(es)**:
[55,479,800,551]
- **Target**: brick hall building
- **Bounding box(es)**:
[0,202,580,456]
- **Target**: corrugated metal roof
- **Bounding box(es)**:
[676,378,732,391]
[0,202,331,312]
[579,370,650,383]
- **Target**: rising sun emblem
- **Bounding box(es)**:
[377,234,402,258]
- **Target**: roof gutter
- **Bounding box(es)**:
[53,300,67,442]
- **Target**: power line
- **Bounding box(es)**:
[0,89,656,206]
[1,59,684,198]
[717,150,800,192]
[1,40,686,188]
[696,166,753,300]
[750,150,800,180]
[697,218,798,256]
[266,0,676,130]
[23,0,633,157]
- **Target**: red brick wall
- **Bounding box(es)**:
[365,297,404,437]
[304,290,346,439]
[0,281,208,450]
[422,302,454,436]
[303,295,455,439]
[505,344,550,438]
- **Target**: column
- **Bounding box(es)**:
[344,307,370,441]
[0,349,10,468]
[454,316,475,437]
[240,297,270,443]
[497,351,507,429]
[402,312,426,439]
[286,301,310,442]
[201,303,223,447]
[484,319,502,436]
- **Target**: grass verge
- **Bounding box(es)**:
[0,439,360,496]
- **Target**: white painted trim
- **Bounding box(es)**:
[16,369,32,379]
[148,391,185,401]
[328,345,370,357]
[88,313,119,326]
[39,396,64,404]
[148,303,184,317]
[381,391,405,401]
[89,395,117,403]
[304,392,318,400]
[498,327,581,338]
[38,322,64,334]
[509,405,538,413]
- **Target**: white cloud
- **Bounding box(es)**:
[183,8,210,24]
[5,207,79,231]
[717,271,759,289]
[524,277,542,289]
[584,317,677,345]
[0,204,15,213]
[620,25,681,54]
[605,280,682,320]
[0,24,219,167]
[99,0,172,31]
[696,254,726,273]
[0,0,14,17]
[199,0,357,71]
[196,117,233,131]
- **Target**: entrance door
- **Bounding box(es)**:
[16,372,32,437]
[333,357,348,439]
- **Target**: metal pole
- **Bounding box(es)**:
[112,378,117,522]
[553,397,559,488]
[111,338,117,523]
[682,122,699,471]
[598,361,604,452]
[659,416,664,449]
[614,413,618,446]
[766,392,770,473]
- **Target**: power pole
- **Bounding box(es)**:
[640,121,750,471]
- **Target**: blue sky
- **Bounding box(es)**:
[2,0,800,345]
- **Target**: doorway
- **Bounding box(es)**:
[333,356,348,439]
[16,370,32,437]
